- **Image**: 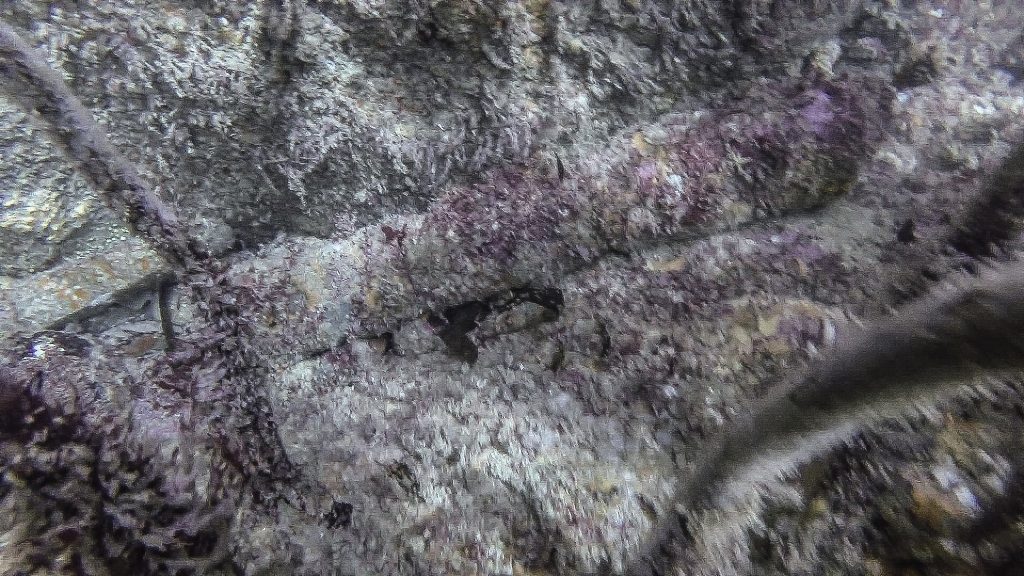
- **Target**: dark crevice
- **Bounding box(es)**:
[263,0,309,86]
[324,500,353,529]
[300,343,341,363]
[893,49,939,89]
[494,286,564,318]
[896,218,916,244]
[428,300,490,364]
[429,285,565,364]
[949,142,1024,259]
[728,0,764,56]
[158,279,176,351]
[547,343,566,373]
[597,321,612,358]
[380,331,398,356]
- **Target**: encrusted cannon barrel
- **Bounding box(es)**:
[235,75,894,364]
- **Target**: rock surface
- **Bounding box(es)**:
[2,1,1024,575]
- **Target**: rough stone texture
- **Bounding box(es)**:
[2,1,1024,576]
[0,96,172,334]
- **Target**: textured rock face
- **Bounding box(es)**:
[2,1,1024,575]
